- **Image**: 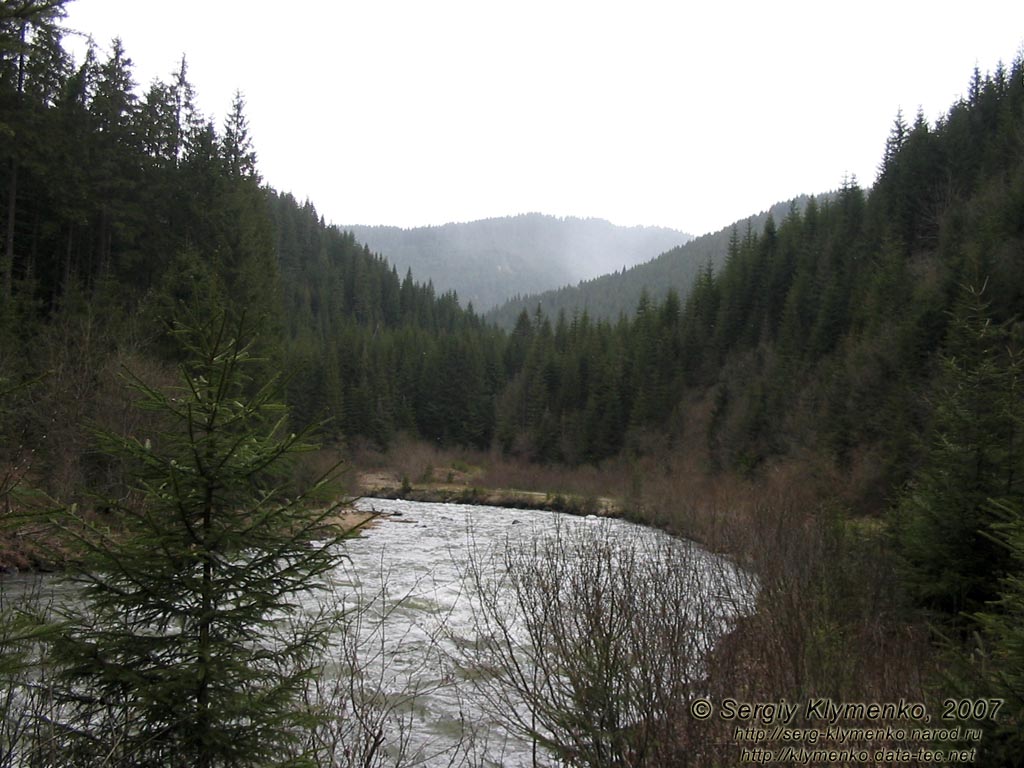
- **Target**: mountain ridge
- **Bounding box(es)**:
[485,196,820,328]
[341,213,691,312]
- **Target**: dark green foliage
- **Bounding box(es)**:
[0,21,507,465]
[896,286,1023,619]
[4,24,1024,488]
[972,498,1024,765]
[50,311,351,767]
[0,28,278,330]
[268,191,502,448]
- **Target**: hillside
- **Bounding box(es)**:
[486,196,818,328]
[342,214,690,311]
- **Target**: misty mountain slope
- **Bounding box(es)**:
[485,196,819,328]
[342,214,690,312]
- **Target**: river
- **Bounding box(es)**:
[317,497,755,767]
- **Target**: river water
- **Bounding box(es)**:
[317,498,754,767]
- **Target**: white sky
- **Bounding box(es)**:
[62,1,1024,236]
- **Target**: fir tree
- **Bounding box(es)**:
[972,498,1024,766]
[49,310,359,767]
[896,284,1023,620]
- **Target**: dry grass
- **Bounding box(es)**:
[321,509,379,536]
[622,437,937,764]
[351,433,634,501]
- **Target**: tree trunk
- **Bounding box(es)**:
[3,23,27,303]
[3,156,17,302]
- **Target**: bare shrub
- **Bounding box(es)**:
[375,435,452,488]
[304,557,474,768]
[707,500,933,707]
[618,442,935,762]
[460,519,753,767]
[290,447,355,497]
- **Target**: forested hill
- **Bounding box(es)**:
[4,8,1023,501]
[0,13,502,492]
[342,215,690,312]
[4,10,1023,498]
[485,196,817,328]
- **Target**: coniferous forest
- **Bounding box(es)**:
[3,2,1024,766]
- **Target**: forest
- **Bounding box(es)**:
[2,1,1024,766]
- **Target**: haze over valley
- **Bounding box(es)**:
[343,214,690,312]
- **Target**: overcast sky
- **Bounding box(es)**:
[62,1,1024,236]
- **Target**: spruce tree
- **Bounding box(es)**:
[896,284,1023,620]
[49,310,357,767]
[972,498,1024,766]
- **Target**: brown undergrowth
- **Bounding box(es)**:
[631,454,937,766]
[350,432,937,765]
[349,434,633,514]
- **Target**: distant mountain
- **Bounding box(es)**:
[342,214,691,312]
[485,196,820,329]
